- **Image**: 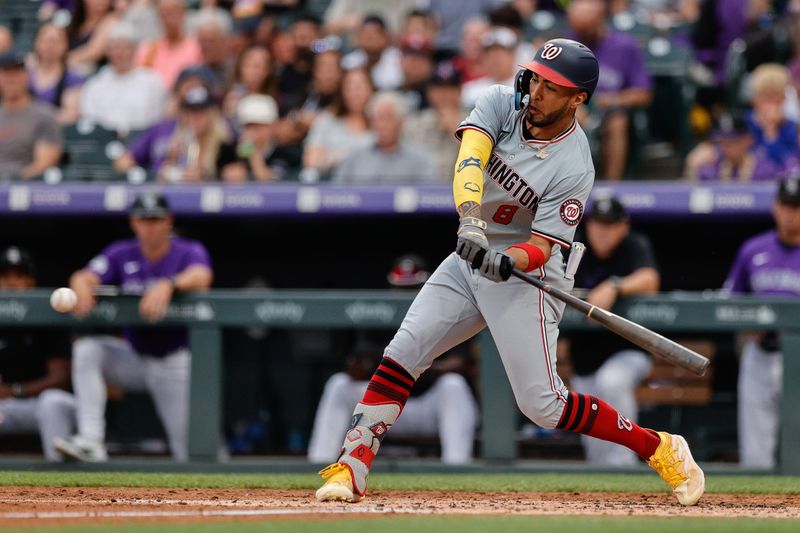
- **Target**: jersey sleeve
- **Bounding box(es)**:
[455,84,510,146]
[180,241,213,272]
[530,171,594,249]
[86,243,122,285]
[723,243,752,294]
[629,233,658,271]
[127,127,156,168]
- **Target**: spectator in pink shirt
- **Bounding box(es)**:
[136,0,202,89]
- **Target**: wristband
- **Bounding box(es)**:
[460,216,487,230]
[508,243,545,272]
[608,275,622,294]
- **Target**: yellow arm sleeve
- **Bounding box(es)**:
[453,128,493,209]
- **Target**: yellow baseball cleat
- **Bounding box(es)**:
[647,431,705,506]
[315,463,364,503]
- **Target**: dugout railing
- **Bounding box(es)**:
[0,290,798,473]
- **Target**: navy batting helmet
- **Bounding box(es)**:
[514,38,599,110]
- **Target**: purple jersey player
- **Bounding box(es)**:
[53,191,213,462]
[724,176,800,468]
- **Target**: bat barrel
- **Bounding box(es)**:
[510,269,710,376]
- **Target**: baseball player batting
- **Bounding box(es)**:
[316,39,705,506]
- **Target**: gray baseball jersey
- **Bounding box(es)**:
[456,84,594,254]
[384,84,596,429]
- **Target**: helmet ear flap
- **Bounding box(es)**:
[514,68,533,111]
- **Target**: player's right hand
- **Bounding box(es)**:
[71,283,96,319]
[456,216,489,267]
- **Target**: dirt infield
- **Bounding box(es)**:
[0,487,798,527]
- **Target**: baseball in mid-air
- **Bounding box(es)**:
[50,287,77,313]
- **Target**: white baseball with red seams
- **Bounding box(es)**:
[50,287,77,313]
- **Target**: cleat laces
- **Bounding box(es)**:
[319,463,348,479]
[650,449,688,488]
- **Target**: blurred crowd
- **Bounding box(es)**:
[2,0,800,183]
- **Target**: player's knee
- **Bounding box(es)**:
[594,368,632,396]
[436,373,471,397]
[516,387,564,430]
[36,389,74,423]
[321,372,358,403]
[323,372,356,398]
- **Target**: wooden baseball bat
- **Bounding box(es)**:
[510,269,711,376]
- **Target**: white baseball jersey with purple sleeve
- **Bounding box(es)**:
[384,84,596,429]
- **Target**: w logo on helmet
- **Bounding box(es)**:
[540,43,563,60]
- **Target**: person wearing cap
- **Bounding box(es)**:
[688,113,783,182]
[461,27,520,109]
[566,0,652,180]
[115,86,232,181]
[317,37,704,506]
[567,196,661,465]
[686,63,800,180]
[80,21,167,135]
[170,64,219,118]
[332,91,437,184]
[404,60,468,180]
[0,50,63,181]
[340,15,403,91]
[135,0,202,90]
[55,191,213,462]
[276,13,323,113]
[0,246,74,462]
[308,255,478,465]
[218,94,283,181]
[724,177,800,468]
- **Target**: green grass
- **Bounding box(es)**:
[5,516,800,533]
[0,471,798,494]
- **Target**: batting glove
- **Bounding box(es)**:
[477,249,515,282]
[456,217,489,266]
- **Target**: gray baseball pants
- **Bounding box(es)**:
[72,335,190,461]
[385,252,570,429]
[0,389,75,461]
[738,339,782,468]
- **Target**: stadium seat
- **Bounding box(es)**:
[61,121,125,181]
[637,37,697,174]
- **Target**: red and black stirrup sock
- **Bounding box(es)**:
[361,357,415,409]
[556,392,661,459]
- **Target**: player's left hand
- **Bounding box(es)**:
[456,217,489,265]
[139,279,174,323]
[477,249,515,282]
